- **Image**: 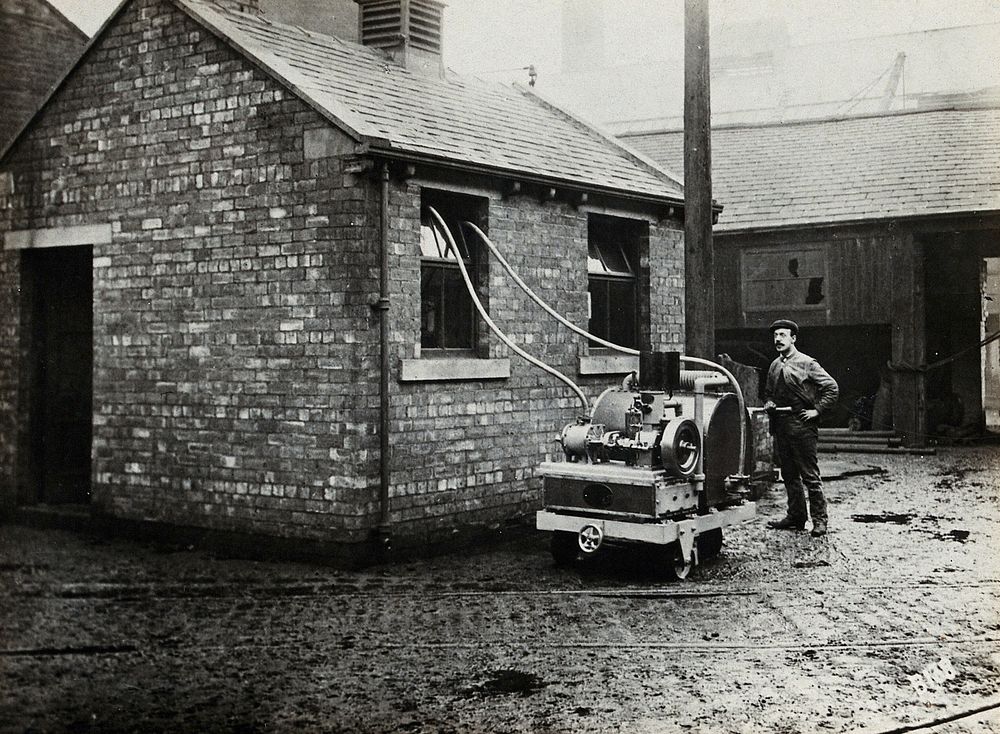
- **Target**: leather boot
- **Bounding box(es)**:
[767,516,805,530]
[811,520,827,537]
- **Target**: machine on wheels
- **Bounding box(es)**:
[536,351,755,579]
[422,208,755,580]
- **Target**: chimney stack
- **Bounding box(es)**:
[354,0,446,75]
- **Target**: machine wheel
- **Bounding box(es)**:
[696,528,724,560]
[655,542,694,581]
[550,531,578,567]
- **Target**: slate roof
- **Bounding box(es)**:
[620,108,1000,231]
[175,0,683,202]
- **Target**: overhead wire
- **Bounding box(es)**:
[835,54,897,115]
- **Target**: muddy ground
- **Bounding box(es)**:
[1,447,999,733]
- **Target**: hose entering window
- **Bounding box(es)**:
[461,220,748,475]
[425,206,590,413]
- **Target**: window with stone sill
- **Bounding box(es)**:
[587,213,640,351]
[419,188,488,356]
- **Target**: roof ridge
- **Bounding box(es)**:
[516,82,685,191]
[183,0,370,56]
[4,0,686,202]
[624,104,1000,231]
[176,0,514,128]
[619,103,1000,138]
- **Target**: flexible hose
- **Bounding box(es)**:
[464,222,640,356]
[425,207,590,413]
[463,221,748,476]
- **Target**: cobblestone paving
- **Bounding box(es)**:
[1,448,999,733]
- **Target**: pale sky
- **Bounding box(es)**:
[443,0,1000,76]
[51,0,1000,57]
[49,0,1000,95]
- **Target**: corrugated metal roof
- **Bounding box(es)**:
[176,0,683,202]
[620,108,1000,230]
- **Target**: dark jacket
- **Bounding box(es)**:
[765,350,839,415]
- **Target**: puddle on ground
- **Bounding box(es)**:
[465,669,546,698]
[928,529,971,543]
[850,514,972,542]
[851,513,914,524]
[792,560,831,568]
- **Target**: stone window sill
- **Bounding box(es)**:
[399,358,511,382]
[579,353,639,376]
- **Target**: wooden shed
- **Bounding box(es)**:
[623,107,1000,445]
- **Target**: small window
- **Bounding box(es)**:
[742,246,828,310]
[420,190,487,353]
[588,214,639,350]
[741,245,829,326]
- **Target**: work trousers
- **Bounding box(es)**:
[774,417,827,524]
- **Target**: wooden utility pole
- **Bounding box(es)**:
[684,0,714,359]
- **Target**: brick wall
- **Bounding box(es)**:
[0,236,20,512]
[384,180,684,541]
[1,0,381,541]
[0,0,686,552]
[259,0,359,43]
[0,0,87,150]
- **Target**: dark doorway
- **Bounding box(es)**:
[923,238,984,434]
[717,324,892,428]
[25,246,93,504]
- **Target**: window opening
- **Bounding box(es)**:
[419,190,486,352]
[587,214,639,350]
[742,246,829,316]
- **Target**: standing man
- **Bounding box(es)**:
[764,319,839,537]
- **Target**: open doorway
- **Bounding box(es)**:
[923,240,986,435]
[985,258,1000,428]
[23,246,93,504]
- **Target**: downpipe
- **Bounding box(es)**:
[375,162,392,553]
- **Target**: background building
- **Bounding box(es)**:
[0,0,87,150]
[622,107,1000,443]
[444,0,1000,131]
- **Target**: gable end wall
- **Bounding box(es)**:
[0,0,380,541]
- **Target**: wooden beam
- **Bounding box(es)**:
[889,233,926,447]
[684,0,714,359]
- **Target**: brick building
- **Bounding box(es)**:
[0,0,87,150]
[0,0,687,561]
[622,107,1000,445]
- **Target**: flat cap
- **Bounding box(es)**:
[769,319,798,335]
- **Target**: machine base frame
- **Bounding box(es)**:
[536,502,756,565]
